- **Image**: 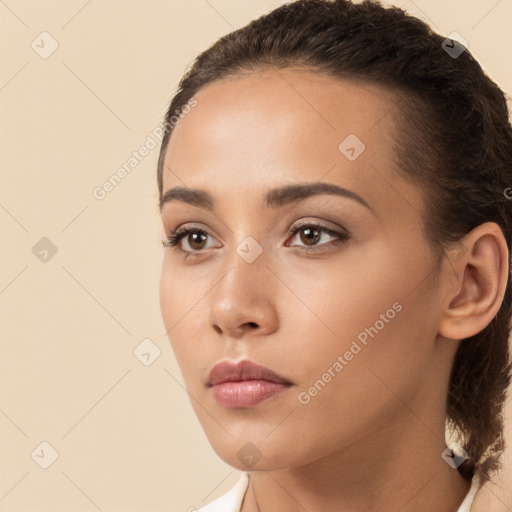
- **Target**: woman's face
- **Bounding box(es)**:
[159,69,455,471]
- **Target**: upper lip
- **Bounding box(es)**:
[207,359,293,386]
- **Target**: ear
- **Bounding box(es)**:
[438,222,509,341]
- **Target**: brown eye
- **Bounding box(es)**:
[185,231,208,250]
[162,222,349,256]
[163,228,215,253]
[299,227,321,246]
[287,223,349,251]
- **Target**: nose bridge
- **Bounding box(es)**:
[208,230,277,336]
[220,232,268,297]
[215,201,268,283]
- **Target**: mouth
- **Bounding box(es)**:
[207,359,294,409]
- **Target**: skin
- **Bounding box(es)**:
[158,68,509,512]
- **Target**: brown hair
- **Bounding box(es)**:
[156,0,512,484]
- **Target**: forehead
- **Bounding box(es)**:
[161,68,422,218]
[166,68,396,156]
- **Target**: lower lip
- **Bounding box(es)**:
[211,380,291,408]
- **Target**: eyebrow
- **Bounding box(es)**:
[159,182,375,215]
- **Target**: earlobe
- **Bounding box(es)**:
[438,222,509,341]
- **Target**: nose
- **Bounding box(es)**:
[208,246,279,339]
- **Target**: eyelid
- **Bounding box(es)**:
[289,218,349,237]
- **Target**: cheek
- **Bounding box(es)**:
[279,252,407,356]
[159,255,203,331]
[159,257,216,387]
[159,260,177,330]
[159,259,195,362]
[281,252,433,411]
[261,259,398,415]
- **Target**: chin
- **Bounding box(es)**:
[208,435,307,473]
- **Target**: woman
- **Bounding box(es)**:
[157,1,512,510]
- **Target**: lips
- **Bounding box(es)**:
[207,359,292,387]
[207,359,293,408]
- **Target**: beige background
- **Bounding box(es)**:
[1,0,511,510]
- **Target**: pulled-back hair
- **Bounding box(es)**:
[157,0,512,484]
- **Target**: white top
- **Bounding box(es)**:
[198,471,481,512]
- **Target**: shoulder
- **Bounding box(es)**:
[197,472,250,512]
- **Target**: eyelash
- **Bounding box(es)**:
[161,222,349,255]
